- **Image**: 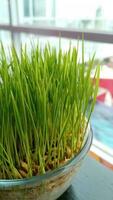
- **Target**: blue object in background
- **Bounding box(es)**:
[91,101,113,149]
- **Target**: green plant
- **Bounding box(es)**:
[0,42,99,179]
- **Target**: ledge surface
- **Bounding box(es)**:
[58,156,113,200]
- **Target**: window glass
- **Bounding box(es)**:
[0,0,9,24]
[33,0,46,17]
[0,31,11,45]
[24,0,30,17]
[15,0,113,32]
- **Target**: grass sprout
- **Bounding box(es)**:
[0,42,99,179]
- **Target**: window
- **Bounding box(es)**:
[0,0,9,24]
[33,0,46,17]
[23,0,46,17]
[24,0,30,17]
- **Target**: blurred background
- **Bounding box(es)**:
[0,0,113,168]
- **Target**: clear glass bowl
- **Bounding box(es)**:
[0,126,93,200]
